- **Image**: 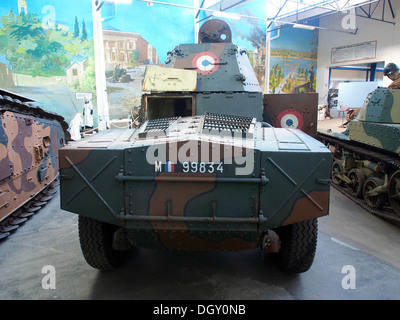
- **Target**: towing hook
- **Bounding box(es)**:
[261,230,281,253]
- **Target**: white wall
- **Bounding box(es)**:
[316,2,400,102]
[330,68,383,83]
[338,81,382,108]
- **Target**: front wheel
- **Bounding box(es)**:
[271,218,318,273]
[78,216,130,271]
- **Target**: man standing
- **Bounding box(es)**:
[83,96,94,129]
[383,63,400,89]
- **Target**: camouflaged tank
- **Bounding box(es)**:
[317,87,400,222]
[0,89,67,240]
[59,20,331,273]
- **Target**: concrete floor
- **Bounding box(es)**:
[1,185,400,301]
[1,115,400,301]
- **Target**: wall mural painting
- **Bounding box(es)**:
[0,0,319,131]
[0,0,95,126]
[101,0,196,122]
[269,21,319,94]
[197,1,318,95]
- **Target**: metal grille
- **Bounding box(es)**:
[139,117,178,138]
[143,117,178,133]
[202,112,253,133]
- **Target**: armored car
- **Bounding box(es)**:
[59,20,331,273]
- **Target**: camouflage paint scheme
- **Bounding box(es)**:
[317,87,400,216]
[0,94,66,222]
[349,88,400,155]
[59,20,331,251]
[60,116,331,250]
[319,87,400,155]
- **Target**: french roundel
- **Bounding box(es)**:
[276,109,304,130]
[192,51,219,75]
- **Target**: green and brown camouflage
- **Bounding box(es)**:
[319,87,400,155]
[0,89,67,239]
[317,86,400,219]
[348,87,400,155]
[60,115,331,250]
[59,20,331,272]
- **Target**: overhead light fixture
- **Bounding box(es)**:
[96,0,132,11]
[109,0,132,4]
[293,23,315,30]
[213,11,241,20]
[135,1,267,22]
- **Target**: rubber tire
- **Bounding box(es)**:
[78,216,128,271]
[271,218,318,273]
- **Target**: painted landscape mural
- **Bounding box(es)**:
[269,22,319,94]
[0,0,319,130]
[0,0,95,126]
[100,0,195,122]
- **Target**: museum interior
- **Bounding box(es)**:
[0,0,400,303]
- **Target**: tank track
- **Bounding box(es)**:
[331,182,400,226]
[0,92,69,241]
[0,178,59,241]
[316,132,400,227]
[0,92,69,133]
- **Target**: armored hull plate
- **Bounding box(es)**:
[349,120,400,155]
[0,91,67,240]
[0,111,64,221]
[60,114,330,251]
[263,93,318,137]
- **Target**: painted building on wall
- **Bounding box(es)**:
[18,0,27,15]
[1,0,320,128]
[43,19,70,32]
[65,56,89,87]
[103,28,159,71]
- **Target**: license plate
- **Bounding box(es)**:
[154,161,225,174]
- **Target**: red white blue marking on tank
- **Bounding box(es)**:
[192,51,219,75]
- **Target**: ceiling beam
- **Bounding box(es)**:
[199,0,256,21]
[272,0,395,26]
[355,0,395,24]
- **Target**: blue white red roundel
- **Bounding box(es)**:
[276,109,304,130]
[192,51,219,75]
